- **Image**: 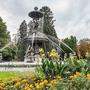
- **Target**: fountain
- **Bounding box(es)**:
[24,7,48,63]
[0,7,74,72]
[24,7,74,63]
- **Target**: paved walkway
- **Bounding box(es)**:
[0,62,42,72]
[0,67,35,72]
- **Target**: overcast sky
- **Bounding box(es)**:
[0,0,90,40]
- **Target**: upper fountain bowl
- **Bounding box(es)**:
[28,7,43,19]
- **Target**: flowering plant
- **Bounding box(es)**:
[49,49,60,60]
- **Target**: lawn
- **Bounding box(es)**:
[0,71,34,80]
[0,71,22,80]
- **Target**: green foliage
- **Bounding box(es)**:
[0,17,10,48]
[17,42,26,61]
[56,77,90,90]
[61,36,77,58]
[65,58,89,74]
[17,20,27,61]
[36,57,90,80]
[1,45,17,61]
[35,67,45,80]
[36,58,70,79]
[40,6,57,38]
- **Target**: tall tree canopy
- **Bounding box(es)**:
[17,20,27,61]
[0,17,10,48]
[40,6,57,38]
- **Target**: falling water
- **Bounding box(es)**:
[32,33,35,48]
[37,32,64,52]
[47,35,74,53]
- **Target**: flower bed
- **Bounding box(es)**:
[0,72,90,90]
[0,49,90,90]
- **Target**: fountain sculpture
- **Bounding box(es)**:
[24,7,74,63]
[24,7,49,62]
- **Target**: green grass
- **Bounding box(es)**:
[0,71,34,81]
[0,71,22,80]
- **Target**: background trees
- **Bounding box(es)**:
[61,36,77,58]
[1,44,17,61]
[17,20,27,61]
[40,6,57,38]
[0,17,10,49]
[78,39,90,59]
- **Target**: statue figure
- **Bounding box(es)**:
[24,7,44,63]
[26,47,35,62]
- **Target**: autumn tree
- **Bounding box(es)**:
[78,39,90,59]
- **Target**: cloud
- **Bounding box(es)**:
[54,0,90,40]
[51,0,72,13]
[0,0,90,41]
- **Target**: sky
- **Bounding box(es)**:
[0,0,90,41]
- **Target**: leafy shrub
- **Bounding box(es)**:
[56,75,90,90]
[1,45,17,61]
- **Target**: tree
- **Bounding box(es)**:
[1,44,17,61]
[17,20,27,61]
[61,36,77,58]
[78,39,90,59]
[40,6,57,38]
[0,17,10,48]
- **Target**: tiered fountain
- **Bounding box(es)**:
[0,7,74,71]
[24,7,74,63]
[24,7,50,63]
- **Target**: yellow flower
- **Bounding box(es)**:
[50,79,57,86]
[43,80,48,85]
[36,84,41,89]
[21,79,28,84]
[24,86,31,90]
[29,84,34,88]
[0,83,5,87]
[76,72,81,76]
[49,49,59,60]
[87,74,90,80]
[73,75,78,78]
[39,82,44,88]
[15,82,20,88]
[12,77,21,83]
[56,76,62,80]
[39,48,44,54]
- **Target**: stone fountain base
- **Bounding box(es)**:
[24,54,42,63]
[0,61,42,72]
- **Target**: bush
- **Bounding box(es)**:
[1,45,17,61]
[56,75,90,90]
